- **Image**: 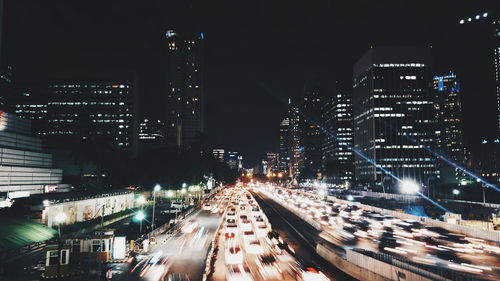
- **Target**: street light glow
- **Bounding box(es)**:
[400,179,420,194]
[137,196,146,204]
[136,211,145,221]
[154,184,161,192]
[452,189,460,195]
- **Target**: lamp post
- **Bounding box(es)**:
[54,212,67,279]
[152,184,161,230]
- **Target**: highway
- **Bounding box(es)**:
[208,186,346,281]
[106,209,223,281]
[251,191,356,281]
[258,185,500,280]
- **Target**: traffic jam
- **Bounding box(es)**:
[210,187,331,281]
[258,185,500,279]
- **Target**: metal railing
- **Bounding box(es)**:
[352,248,484,281]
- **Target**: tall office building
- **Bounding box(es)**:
[279,117,290,171]
[165,30,204,147]
[457,13,500,134]
[226,151,243,171]
[433,73,467,184]
[353,48,437,190]
[280,100,303,178]
[13,80,138,152]
[301,84,324,175]
[321,91,355,184]
[212,148,225,162]
[0,111,69,207]
[265,152,279,172]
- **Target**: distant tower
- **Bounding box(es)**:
[321,91,355,184]
[165,30,204,147]
[457,12,500,135]
[301,83,324,176]
[433,73,467,184]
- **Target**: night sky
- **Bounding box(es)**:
[3,0,498,166]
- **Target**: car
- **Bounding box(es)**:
[171,201,183,209]
[211,206,220,214]
[165,273,190,281]
[294,265,330,281]
[240,219,252,232]
[256,224,268,238]
[181,221,198,234]
[226,264,252,281]
[227,212,237,220]
[256,255,281,279]
[242,231,256,243]
[254,217,266,227]
[225,232,237,240]
[244,240,264,254]
[225,246,244,264]
[225,224,238,235]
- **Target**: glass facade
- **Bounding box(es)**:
[353,48,437,189]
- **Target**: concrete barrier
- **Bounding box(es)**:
[317,243,452,281]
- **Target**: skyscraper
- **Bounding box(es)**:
[265,152,279,172]
[226,151,243,171]
[457,12,500,134]
[13,80,138,152]
[353,47,437,190]
[433,73,467,184]
[165,30,204,147]
[279,100,303,178]
[301,84,324,176]
[212,148,225,162]
[321,91,355,185]
[279,117,290,171]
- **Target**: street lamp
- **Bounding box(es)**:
[452,189,460,196]
[152,184,161,230]
[399,179,419,208]
[136,211,145,233]
[400,179,420,194]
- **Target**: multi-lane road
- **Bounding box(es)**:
[258,185,500,280]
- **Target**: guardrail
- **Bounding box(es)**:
[350,248,482,281]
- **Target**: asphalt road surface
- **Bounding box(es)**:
[251,191,357,281]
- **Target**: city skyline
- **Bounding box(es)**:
[3,1,498,166]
